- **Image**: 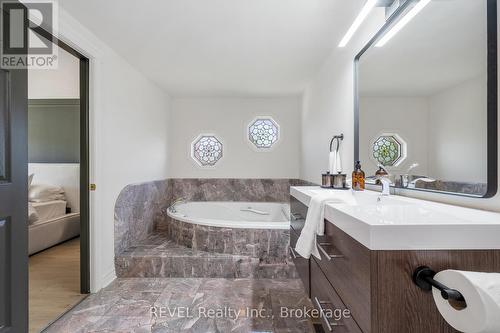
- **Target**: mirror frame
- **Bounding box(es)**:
[354,0,498,198]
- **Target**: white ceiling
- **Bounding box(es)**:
[58,0,369,97]
[359,0,487,97]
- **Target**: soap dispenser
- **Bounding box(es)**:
[375,165,388,185]
[352,161,365,191]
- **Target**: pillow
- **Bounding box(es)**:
[28,173,34,190]
[28,184,66,202]
[28,203,39,224]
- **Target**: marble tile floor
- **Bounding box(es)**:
[43,278,316,333]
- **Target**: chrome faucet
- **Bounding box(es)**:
[169,197,186,213]
[400,163,420,188]
[377,176,392,196]
[407,177,436,189]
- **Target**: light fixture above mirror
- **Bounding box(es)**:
[339,0,432,48]
[338,0,378,47]
[375,0,431,47]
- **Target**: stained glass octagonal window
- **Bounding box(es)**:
[191,134,223,167]
[248,117,280,149]
[371,133,407,167]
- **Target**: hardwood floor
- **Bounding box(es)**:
[29,237,86,333]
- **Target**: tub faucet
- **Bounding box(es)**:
[169,197,186,213]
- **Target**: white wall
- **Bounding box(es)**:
[28,45,80,99]
[56,8,171,291]
[169,97,300,178]
[300,13,385,184]
[428,75,487,183]
[359,97,429,177]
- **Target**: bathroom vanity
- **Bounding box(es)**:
[290,187,500,333]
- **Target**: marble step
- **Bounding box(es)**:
[115,233,298,279]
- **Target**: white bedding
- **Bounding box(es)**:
[28,203,39,224]
[28,164,80,212]
[29,184,66,202]
[29,213,80,255]
[31,200,67,224]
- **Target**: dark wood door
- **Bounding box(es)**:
[0,44,28,333]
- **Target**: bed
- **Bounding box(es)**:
[28,163,80,255]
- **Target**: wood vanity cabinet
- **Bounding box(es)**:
[289,196,500,333]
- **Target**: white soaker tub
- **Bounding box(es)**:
[167,201,290,229]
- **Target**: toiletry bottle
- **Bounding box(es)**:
[352,161,365,191]
[321,171,333,188]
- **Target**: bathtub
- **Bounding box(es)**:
[167,201,290,229]
[163,201,292,274]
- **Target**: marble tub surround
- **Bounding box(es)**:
[389,176,487,196]
[114,180,169,255]
[166,178,313,205]
[45,278,315,333]
[162,218,290,263]
[115,234,297,279]
[291,186,500,250]
[115,178,313,255]
[414,180,487,196]
[114,178,316,279]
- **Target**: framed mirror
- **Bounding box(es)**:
[355,0,497,197]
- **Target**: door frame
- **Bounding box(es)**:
[31,27,90,293]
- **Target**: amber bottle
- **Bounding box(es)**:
[352,161,365,191]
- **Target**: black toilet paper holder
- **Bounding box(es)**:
[412,266,467,308]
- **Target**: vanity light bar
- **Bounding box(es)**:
[338,0,378,48]
[375,0,431,47]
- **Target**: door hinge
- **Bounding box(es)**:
[90,184,96,191]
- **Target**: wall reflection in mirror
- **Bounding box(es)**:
[357,0,494,197]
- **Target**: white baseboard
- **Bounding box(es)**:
[93,268,116,293]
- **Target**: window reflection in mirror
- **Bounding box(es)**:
[357,0,494,197]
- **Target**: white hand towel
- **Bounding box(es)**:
[335,150,342,173]
[295,193,340,259]
[328,151,337,174]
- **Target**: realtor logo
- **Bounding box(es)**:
[1,0,58,69]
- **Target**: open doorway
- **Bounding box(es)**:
[27,34,90,332]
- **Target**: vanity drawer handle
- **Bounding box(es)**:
[289,247,298,259]
[318,242,345,260]
[314,297,344,331]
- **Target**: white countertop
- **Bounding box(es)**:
[290,186,500,250]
